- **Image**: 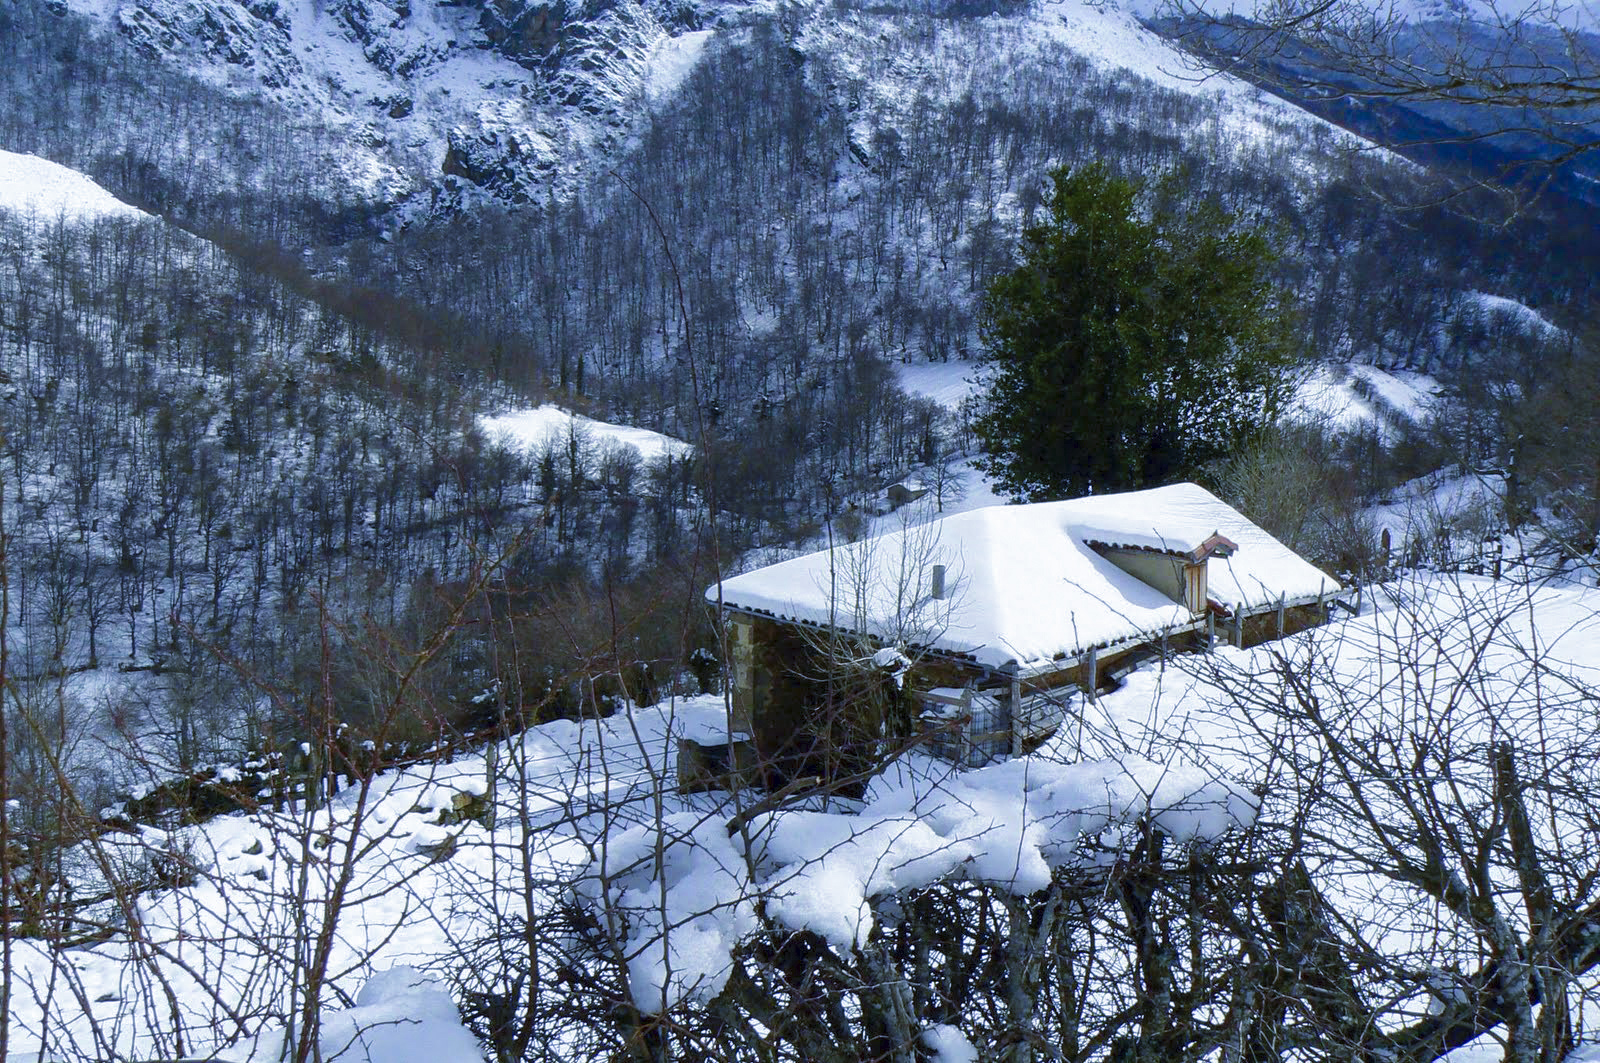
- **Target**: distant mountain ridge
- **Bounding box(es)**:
[1132,0,1600,207]
[1122,0,1597,34]
[46,0,1386,223]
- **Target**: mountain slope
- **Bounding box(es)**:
[44,0,1393,220]
[56,0,722,214]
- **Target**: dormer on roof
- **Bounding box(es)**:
[1083,530,1240,615]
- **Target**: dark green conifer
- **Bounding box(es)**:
[976,164,1299,500]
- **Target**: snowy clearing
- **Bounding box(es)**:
[479,405,694,463]
[1291,362,1439,436]
[1463,289,1567,339]
[645,29,715,102]
[895,357,990,409]
[1364,468,1504,555]
[0,148,148,223]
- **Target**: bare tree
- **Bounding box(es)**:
[1104,572,1600,1063]
[924,449,969,514]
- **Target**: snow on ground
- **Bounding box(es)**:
[1033,0,1387,159]
[1085,574,1600,765]
[1463,289,1567,339]
[1564,1043,1600,1063]
[922,1024,981,1063]
[14,565,1600,1056]
[310,967,483,1063]
[1075,573,1600,1018]
[645,29,714,102]
[7,680,1249,1054]
[4,698,728,1060]
[895,357,990,409]
[479,405,693,463]
[1039,0,1240,96]
[64,0,673,206]
[1365,468,1503,556]
[1353,364,1438,418]
[1291,363,1439,436]
[0,149,149,223]
[862,360,1004,535]
[580,708,1252,1012]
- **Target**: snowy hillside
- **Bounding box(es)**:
[56,0,720,211]
[0,143,722,803]
[6,0,1585,620]
[44,0,1372,218]
[0,148,149,221]
[9,573,1600,1059]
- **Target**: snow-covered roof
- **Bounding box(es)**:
[1078,524,1238,562]
[709,483,1340,673]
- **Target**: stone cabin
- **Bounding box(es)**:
[704,482,1342,775]
[886,480,930,509]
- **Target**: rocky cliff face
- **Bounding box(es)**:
[65,0,720,215]
[481,0,686,70]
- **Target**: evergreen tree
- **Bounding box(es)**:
[975,164,1299,500]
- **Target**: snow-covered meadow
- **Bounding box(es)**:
[479,405,694,465]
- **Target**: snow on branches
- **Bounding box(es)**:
[581,747,1256,1012]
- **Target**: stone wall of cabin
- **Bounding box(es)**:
[724,600,1329,778]
[728,616,760,733]
[1237,603,1326,649]
[732,615,926,789]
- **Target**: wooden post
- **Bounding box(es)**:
[1083,647,1098,704]
[1231,612,1243,648]
[1206,612,1216,652]
[1160,629,1169,672]
[1276,595,1286,640]
[306,745,323,809]
[484,741,498,831]
[1009,677,1022,757]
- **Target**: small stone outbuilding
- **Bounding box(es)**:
[886,481,929,509]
